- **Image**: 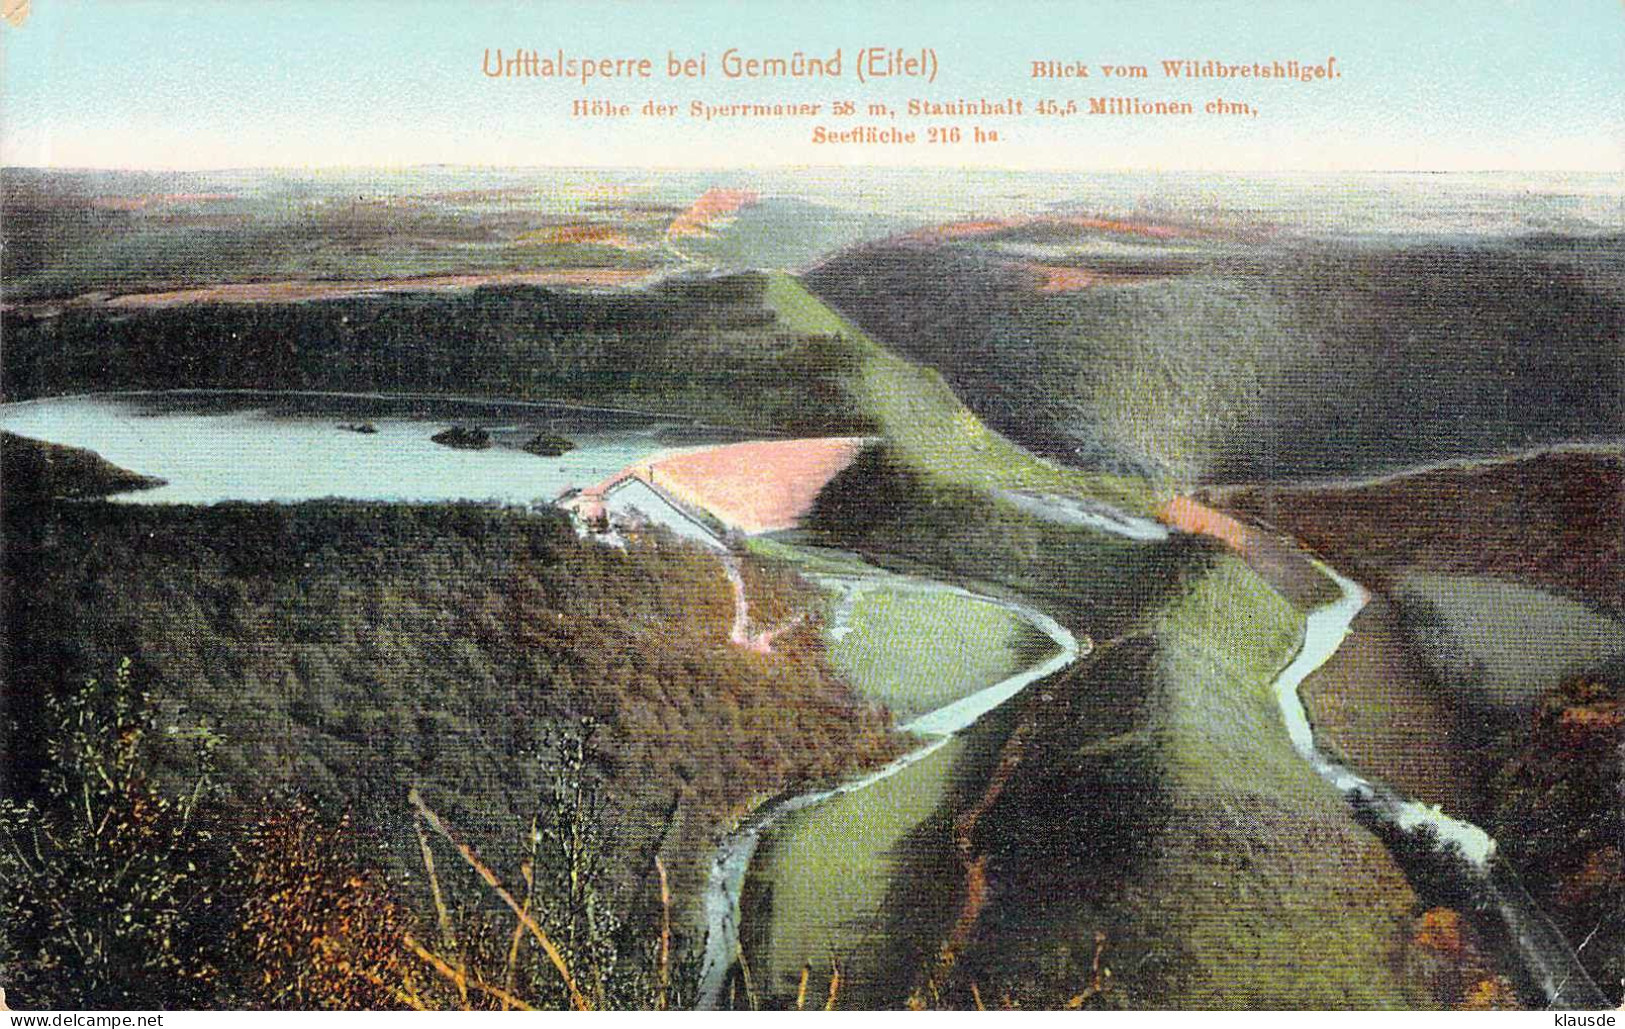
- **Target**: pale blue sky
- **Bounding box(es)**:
[3,0,1621,170]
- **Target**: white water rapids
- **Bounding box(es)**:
[696,551,1611,1010]
[1278,560,1608,1010]
[694,517,1611,1012]
[6,392,1605,1007]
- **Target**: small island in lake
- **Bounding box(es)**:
[430,425,492,450]
[522,432,577,457]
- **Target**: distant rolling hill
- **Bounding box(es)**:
[804,225,1625,486]
[673,195,920,272]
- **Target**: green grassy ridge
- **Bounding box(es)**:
[740,734,967,1007]
[766,273,1156,513]
[1151,557,1309,790]
[744,522,1430,1006]
[725,532,1149,1009]
[726,539,1057,1005]
[935,555,1436,1008]
[770,270,1546,1005]
[741,539,1055,723]
[927,636,1170,1008]
[800,443,1197,639]
[827,587,1055,722]
[739,695,1036,1010]
[1137,557,1433,1007]
[766,272,1185,637]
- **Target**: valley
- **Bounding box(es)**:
[2,168,1620,1010]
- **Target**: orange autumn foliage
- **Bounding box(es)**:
[1461,976,1520,1011]
[667,188,758,238]
[1557,702,1624,735]
[1413,907,1525,1010]
[1412,908,1464,957]
[906,214,1193,245]
[1028,263,1164,293]
[520,223,635,247]
[235,801,422,1010]
[1159,495,1257,553]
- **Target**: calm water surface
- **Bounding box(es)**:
[1,391,751,505]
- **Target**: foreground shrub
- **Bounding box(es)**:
[0,660,228,1007]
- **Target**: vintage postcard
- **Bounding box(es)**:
[1,0,1621,1015]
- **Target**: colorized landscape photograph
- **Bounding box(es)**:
[2,1,1622,1014]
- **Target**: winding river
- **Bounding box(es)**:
[694,573,1082,1008]
[1277,560,1608,1009]
[4,391,1605,1008]
[697,542,1609,1010]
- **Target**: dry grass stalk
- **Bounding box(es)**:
[735,943,760,1011]
[824,956,841,1011]
[655,856,672,1011]
[408,788,591,1011]
[402,933,536,1011]
[1064,931,1112,1008]
[413,814,467,1006]
[795,963,811,1010]
[350,963,430,1011]
[502,860,536,1010]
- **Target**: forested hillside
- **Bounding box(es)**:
[2,499,899,924]
[805,230,1625,484]
[3,274,873,435]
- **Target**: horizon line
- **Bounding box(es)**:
[5,162,1620,176]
